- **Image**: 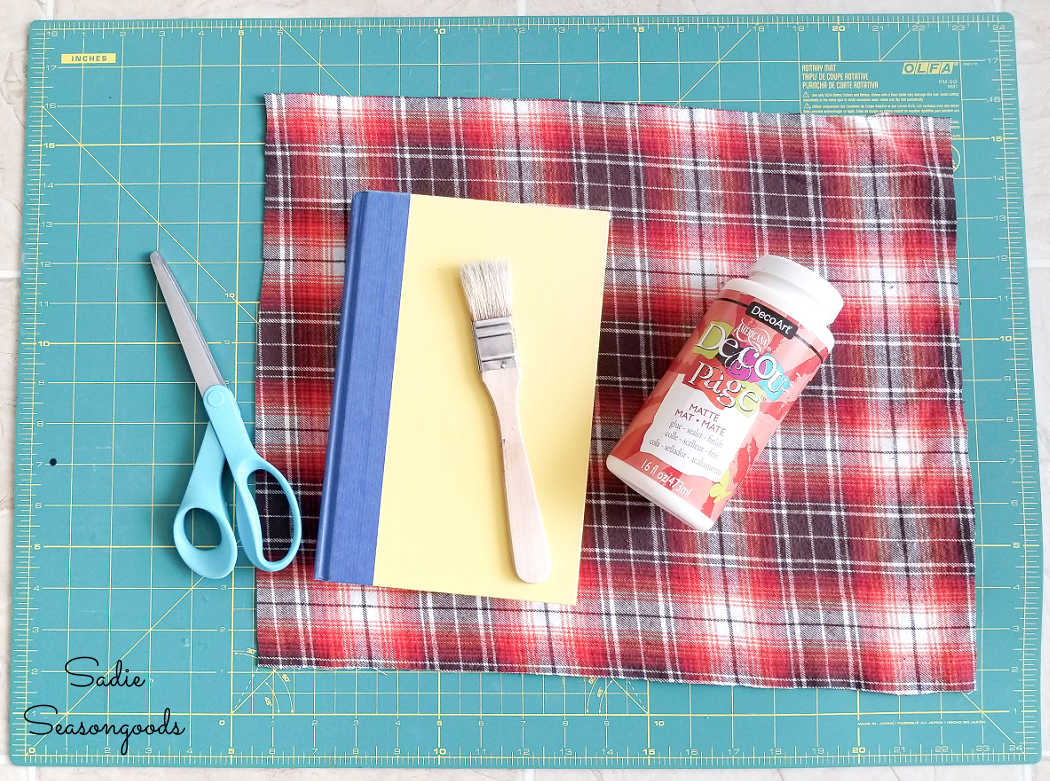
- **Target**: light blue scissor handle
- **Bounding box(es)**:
[173,385,303,579]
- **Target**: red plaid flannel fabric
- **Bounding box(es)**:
[255,94,975,692]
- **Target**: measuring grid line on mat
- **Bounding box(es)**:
[12,14,1039,768]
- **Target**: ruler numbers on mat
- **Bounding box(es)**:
[13,14,1040,768]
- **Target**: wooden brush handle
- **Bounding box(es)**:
[481,368,552,584]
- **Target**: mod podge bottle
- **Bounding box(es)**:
[606,255,843,530]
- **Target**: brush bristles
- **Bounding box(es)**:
[459,260,513,322]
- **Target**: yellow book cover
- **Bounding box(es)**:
[316,192,610,605]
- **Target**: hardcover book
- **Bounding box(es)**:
[315,191,610,604]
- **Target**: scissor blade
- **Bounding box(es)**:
[149,251,226,395]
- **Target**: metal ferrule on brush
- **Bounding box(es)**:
[471,316,517,373]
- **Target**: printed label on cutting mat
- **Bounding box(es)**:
[799,61,960,115]
[60,53,116,64]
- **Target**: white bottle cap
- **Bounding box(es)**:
[750,254,843,327]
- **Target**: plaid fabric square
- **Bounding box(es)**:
[255,94,975,693]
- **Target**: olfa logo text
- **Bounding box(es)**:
[902,61,955,75]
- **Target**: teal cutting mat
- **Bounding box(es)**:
[13,13,1041,768]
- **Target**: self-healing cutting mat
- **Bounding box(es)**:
[13,14,1040,767]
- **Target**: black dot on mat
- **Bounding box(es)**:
[48,458,57,466]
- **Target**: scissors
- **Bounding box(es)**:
[150,251,302,579]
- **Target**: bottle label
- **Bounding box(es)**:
[609,292,830,524]
[640,374,752,481]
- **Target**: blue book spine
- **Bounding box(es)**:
[314,191,411,583]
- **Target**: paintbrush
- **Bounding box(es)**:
[460,260,552,584]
